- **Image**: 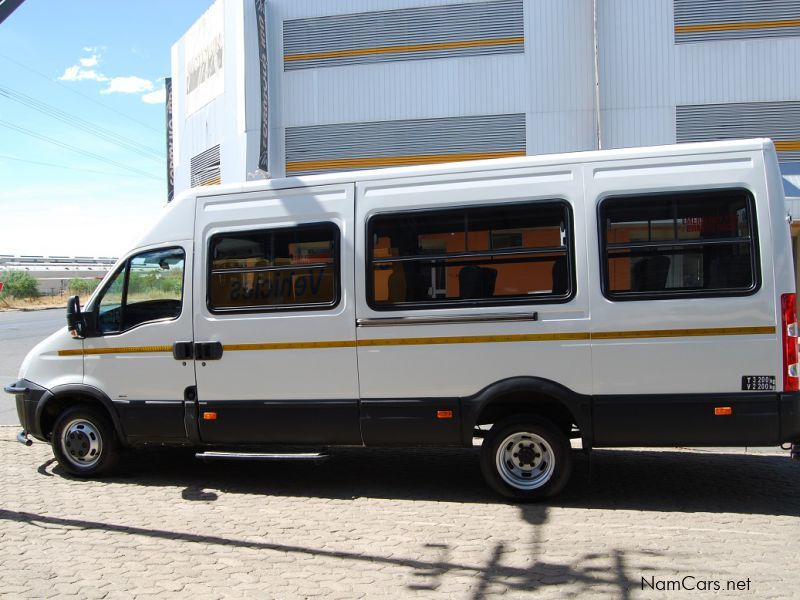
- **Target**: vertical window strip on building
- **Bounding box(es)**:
[283,0,524,70]
[190,144,221,186]
[676,101,800,162]
[285,114,526,176]
[675,0,800,43]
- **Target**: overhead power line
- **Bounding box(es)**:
[0,154,160,180]
[0,119,163,181]
[0,84,163,162]
[0,51,162,134]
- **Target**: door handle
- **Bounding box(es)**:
[195,341,224,361]
[173,341,194,360]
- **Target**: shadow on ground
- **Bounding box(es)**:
[38,445,800,516]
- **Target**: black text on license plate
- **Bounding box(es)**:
[741,376,775,391]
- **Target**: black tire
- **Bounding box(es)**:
[480,415,573,502]
[52,406,120,477]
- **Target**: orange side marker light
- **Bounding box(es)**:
[203,412,218,420]
[714,407,732,416]
[437,410,453,419]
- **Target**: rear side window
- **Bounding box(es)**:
[367,201,573,310]
[208,223,339,312]
[600,189,759,300]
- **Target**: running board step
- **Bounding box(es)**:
[196,451,329,462]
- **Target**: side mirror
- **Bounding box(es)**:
[66,295,85,339]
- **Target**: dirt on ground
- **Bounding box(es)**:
[0,296,67,312]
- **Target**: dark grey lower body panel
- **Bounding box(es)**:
[197,399,361,445]
[116,400,188,443]
[593,392,781,447]
[360,398,462,446]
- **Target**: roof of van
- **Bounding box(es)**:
[132,138,775,254]
[185,138,775,201]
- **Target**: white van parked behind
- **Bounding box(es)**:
[7,139,800,501]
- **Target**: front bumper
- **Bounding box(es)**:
[780,392,800,444]
[4,379,49,441]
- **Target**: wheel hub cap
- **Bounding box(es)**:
[496,431,555,491]
[61,419,102,468]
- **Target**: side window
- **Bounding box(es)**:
[368,201,573,310]
[208,223,339,312]
[96,248,185,334]
[600,189,758,299]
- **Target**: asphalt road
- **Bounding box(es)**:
[0,308,65,425]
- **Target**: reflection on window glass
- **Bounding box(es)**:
[97,268,125,334]
[602,190,756,297]
[209,224,338,311]
[369,202,572,308]
[95,248,185,334]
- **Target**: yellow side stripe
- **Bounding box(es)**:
[675,18,800,34]
[226,340,357,351]
[286,151,527,174]
[284,36,524,63]
[358,332,591,347]
[58,326,777,356]
[59,345,172,357]
[592,326,776,340]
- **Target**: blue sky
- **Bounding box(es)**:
[0,0,212,257]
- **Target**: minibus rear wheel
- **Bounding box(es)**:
[480,415,572,501]
[52,406,120,477]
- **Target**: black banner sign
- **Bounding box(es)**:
[165,77,174,202]
[255,0,269,173]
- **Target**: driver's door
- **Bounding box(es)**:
[82,244,196,443]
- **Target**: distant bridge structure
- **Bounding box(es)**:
[0,255,117,296]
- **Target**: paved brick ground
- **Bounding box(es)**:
[1,427,799,599]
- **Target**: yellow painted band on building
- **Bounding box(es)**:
[58,326,776,356]
[774,141,800,152]
[675,19,800,34]
[286,150,527,174]
[284,36,525,63]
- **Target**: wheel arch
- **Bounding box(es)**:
[36,384,127,445]
[461,376,593,449]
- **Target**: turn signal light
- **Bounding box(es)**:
[203,412,218,420]
[436,410,453,419]
[714,407,732,416]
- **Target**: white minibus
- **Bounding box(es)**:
[7,139,800,500]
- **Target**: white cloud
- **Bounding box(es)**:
[101,76,154,95]
[59,65,108,82]
[79,55,99,67]
[82,46,98,52]
[141,88,166,104]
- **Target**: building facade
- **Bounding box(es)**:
[169,1,800,239]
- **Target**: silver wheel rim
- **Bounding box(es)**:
[60,419,103,469]
[495,431,555,490]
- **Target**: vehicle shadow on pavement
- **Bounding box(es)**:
[39,446,800,517]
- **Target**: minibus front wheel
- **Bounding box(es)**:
[480,415,572,501]
[52,406,120,477]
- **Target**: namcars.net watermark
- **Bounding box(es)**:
[642,576,752,592]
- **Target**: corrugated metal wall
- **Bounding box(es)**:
[285,113,525,175]
[677,101,800,161]
[283,0,523,71]
[675,0,800,44]
[190,144,222,186]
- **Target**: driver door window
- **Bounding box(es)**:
[97,248,185,334]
